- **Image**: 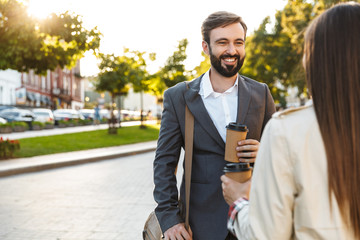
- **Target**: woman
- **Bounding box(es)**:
[221,2,360,239]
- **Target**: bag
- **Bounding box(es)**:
[143,83,194,240]
[142,211,163,240]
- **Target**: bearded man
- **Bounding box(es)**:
[152,11,276,240]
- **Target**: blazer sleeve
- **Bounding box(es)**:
[153,88,184,233]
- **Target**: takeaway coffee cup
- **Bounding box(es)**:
[223,162,252,183]
[224,123,248,162]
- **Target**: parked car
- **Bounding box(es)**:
[32,108,55,125]
[53,109,85,125]
[100,109,110,119]
[0,105,16,113]
[79,109,94,120]
[0,108,35,129]
[0,117,7,124]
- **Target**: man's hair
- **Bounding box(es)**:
[201,11,247,44]
[304,2,360,238]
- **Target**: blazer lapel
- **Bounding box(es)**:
[184,76,225,150]
[236,75,252,124]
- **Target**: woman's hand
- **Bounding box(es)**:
[221,175,251,205]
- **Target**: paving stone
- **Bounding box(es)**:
[0,151,160,239]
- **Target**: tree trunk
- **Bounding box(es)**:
[118,95,122,128]
[140,91,146,128]
[108,94,117,134]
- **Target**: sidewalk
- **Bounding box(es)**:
[0,121,159,177]
[0,140,158,177]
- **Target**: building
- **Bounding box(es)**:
[19,62,83,110]
[0,70,21,105]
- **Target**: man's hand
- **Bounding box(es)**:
[163,223,193,240]
[236,139,259,163]
[221,175,251,205]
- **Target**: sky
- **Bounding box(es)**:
[27,0,287,77]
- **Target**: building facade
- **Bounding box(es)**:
[19,63,83,109]
[0,63,84,110]
[0,70,21,105]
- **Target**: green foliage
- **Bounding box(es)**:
[159,39,191,89]
[0,0,101,74]
[95,51,134,97]
[0,137,20,159]
[239,0,354,106]
[193,52,210,78]
[0,122,12,128]
[33,121,45,127]
[10,121,28,127]
[239,0,324,105]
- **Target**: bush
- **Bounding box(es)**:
[11,122,28,132]
[0,137,20,159]
[0,123,12,133]
[44,121,54,129]
[58,120,69,128]
[32,121,45,130]
[79,119,92,125]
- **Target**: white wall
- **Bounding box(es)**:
[123,88,157,112]
[0,70,21,105]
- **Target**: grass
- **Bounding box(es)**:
[12,125,160,158]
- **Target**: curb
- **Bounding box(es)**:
[0,146,157,178]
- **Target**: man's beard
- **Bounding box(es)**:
[209,48,245,78]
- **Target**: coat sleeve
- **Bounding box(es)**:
[232,118,296,239]
[153,88,184,233]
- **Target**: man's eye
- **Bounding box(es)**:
[236,42,244,46]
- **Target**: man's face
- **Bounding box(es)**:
[203,22,246,78]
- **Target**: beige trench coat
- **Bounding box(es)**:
[233,103,355,240]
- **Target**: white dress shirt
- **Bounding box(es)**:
[199,69,238,142]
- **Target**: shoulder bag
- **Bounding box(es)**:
[143,101,194,240]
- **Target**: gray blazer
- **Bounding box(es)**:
[153,74,276,240]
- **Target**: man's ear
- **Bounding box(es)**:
[202,41,210,56]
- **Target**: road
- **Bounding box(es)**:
[0,151,166,240]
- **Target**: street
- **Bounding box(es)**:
[0,151,161,240]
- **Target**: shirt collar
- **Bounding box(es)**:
[200,69,239,98]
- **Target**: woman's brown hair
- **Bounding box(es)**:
[304,2,360,237]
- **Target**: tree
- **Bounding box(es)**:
[0,0,101,75]
[240,0,348,106]
[159,39,191,89]
[95,49,154,131]
[129,51,156,128]
[193,52,210,78]
[239,0,314,106]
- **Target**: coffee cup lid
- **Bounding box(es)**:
[226,122,248,132]
[223,162,251,172]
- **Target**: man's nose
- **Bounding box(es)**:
[226,43,237,55]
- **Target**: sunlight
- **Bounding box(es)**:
[27,0,55,19]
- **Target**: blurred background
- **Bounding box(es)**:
[2,0,349,129]
[0,0,356,239]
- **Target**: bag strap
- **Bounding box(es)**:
[184,82,194,231]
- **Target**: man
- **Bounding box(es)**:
[153,11,276,240]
